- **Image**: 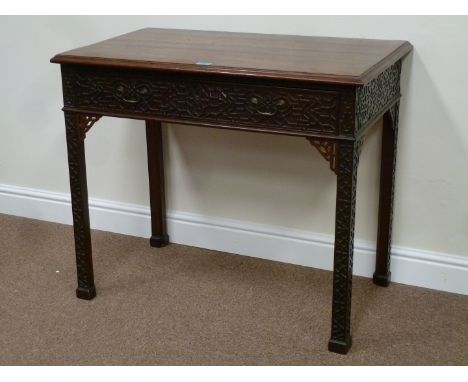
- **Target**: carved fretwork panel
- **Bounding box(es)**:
[61,65,350,136]
[330,136,364,345]
[356,61,402,133]
[64,112,95,292]
[338,88,357,137]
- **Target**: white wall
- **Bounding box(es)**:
[0,16,467,267]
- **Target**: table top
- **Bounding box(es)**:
[51,28,412,85]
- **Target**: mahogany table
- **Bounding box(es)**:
[51,28,412,354]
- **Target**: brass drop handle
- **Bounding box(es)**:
[251,97,285,116]
[122,97,139,104]
[115,84,141,104]
[256,109,277,116]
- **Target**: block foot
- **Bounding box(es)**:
[150,234,169,248]
[373,271,391,287]
[76,286,96,300]
[328,337,352,354]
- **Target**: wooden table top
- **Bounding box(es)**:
[51,28,412,85]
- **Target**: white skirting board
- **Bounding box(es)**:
[1,183,467,295]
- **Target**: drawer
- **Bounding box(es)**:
[62,66,342,135]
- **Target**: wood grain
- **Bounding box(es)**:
[51,28,412,85]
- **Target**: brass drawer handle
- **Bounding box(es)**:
[115,83,145,104]
[251,96,285,116]
[256,109,277,116]
[122,97,139,104]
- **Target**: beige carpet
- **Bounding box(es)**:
[0,213,467,365]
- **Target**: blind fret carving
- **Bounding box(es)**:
[61,66,344,136]
[356,61,401,133]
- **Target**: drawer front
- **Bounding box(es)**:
[62,66,343,135]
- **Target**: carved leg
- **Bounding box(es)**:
[146,120,169,247]
[64,112,100,300]
[328,138,363,354]
[374,102,400,286]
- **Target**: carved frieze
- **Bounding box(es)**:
[61,66,344,136]
[356,61,401,133]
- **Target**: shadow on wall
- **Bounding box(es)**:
[165,121,338,232]
[162,47,468,255]
[393,49,468,254]
[163,116,384,236]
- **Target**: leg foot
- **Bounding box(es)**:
[76,286,96,300]
[146,120,169,248]
[65,112,97,300]
[374,103,399,288]
[150,234,170,248]
[328,337,352,354]
[328,139,362,355]
[373,271,391,287]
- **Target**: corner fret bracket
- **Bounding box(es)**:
[78,115,102,140]
[307,138,337,174]
[356,135,365,158]
[388,102,400,130]
[307,135,366,175]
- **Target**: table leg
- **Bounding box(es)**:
[64,111,96,300]
[146,120,169,247]
[328,139,362,354]
[374,102,400,287]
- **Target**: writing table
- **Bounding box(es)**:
[51,28,412,354]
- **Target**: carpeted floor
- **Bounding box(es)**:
[0,213,467,365]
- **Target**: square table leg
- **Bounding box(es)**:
[145,120,169,248]
[64,111,96,300]
[374,102,400,287]
[328,138,362,354]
